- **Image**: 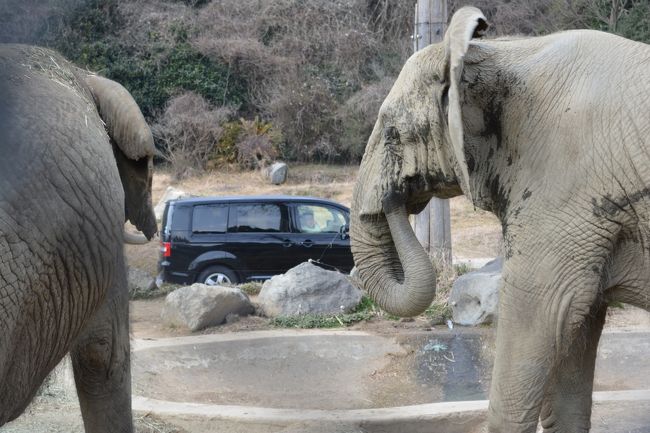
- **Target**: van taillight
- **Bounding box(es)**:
[162,241,171,258]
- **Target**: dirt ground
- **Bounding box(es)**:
[130,295,650,340]
[5,303,649,433]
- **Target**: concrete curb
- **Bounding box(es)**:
[132,329,374,351]
[133,390,650,422]
[132,397,488,421]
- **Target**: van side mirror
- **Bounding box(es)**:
[340,224,350,240]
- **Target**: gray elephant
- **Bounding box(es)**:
[0,44,156,432]
[351,7,649,433]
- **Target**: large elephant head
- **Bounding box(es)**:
[351,7,488,317]
[84,75,158,240]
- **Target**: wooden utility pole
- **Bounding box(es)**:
[413,0,452,264]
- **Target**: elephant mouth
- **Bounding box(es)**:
[401,175,462,215]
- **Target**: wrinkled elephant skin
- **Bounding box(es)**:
[0,44,157,432]
[351,7,650,433]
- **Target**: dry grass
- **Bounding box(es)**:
[151,164,358,207]
[449,197,502,259]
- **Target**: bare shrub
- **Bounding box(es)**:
[153,92,232,179]
[235,118,281,170]
[190,0,412,163]
[336,76,396,161]
[263,75,338,162]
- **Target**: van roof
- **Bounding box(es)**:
[168,195,349,210]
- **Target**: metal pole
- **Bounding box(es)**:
[413,0,452,264]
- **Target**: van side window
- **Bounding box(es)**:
[192,204,229,233]
[296,204,347,233]
[229,204,282,233]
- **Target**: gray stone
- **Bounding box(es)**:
[38,355,76,400]
[348,266,362,289]
[449,257,503,326]
[162,284,255,331]
[154,186,192,220]
[258,262,363,317]
[128,266,157,299]
[266,162,288,185]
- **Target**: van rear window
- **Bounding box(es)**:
[229,204,282,232]
[192,204,229,233]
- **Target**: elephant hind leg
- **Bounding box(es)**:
[71,278,133,433]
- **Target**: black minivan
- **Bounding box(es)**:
[159,195,354,285]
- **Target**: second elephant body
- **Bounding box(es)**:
[351,7,650,433]
[0,44,156,432]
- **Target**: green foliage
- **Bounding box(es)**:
[271,295,380,329]
[238,281,263,296]
[38,0,248,118]
[616,1,650,43]
[208,117,282,169]
[130,282,179,300]
[271,311,375,329]
[77,42,247,118]
[354,295,378,313]
[453,262,472,277]
[425,302,453,325]
[210,121,242,167]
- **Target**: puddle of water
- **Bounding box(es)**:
[408,331,495,402]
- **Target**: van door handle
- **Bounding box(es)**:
[301,240,314,247]
[282,239,293,247]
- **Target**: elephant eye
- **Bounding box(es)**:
[440,83,450,114]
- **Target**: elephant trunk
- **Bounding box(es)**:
[351,192,437,317]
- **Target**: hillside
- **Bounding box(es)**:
[3,0,648,174]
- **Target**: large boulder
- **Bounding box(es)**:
[449,258,502,326]
[154,186,192,220]
[38,355,76,400]
[127,266,158,299]
[264,162,288,185]
[258,262,363,317]
[162,284,255,331]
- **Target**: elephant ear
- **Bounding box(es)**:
[85,75,158,239]
[444,7,488,203]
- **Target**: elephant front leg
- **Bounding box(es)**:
[539,305,607,433]
[71,283,133,433]
[487,260,604,433]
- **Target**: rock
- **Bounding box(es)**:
[348,266,362,289]
[38,355,76,400]
[449,257,502,326]
[154,186,192,220]
[128,266,158,299]
[225,313,240,324]
[265,162,288,185]
[258,262,363,317]
[162,284,255,331]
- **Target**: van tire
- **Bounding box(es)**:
[197,265,239,286]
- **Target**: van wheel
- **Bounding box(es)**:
[198,266,239,286]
